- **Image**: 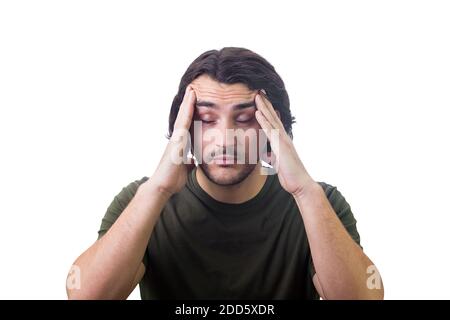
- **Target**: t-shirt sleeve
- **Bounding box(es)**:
[309,182,362,279]
[97,176,150,265]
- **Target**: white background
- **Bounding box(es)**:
[1,0,449,299]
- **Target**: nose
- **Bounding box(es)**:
[214,118,238,151]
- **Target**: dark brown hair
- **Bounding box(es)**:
[167,47,295,138]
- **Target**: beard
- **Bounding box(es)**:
[199,162,257,186]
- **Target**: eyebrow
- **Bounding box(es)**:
[195,100,256,110]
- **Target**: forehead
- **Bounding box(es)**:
[190,75,256,104]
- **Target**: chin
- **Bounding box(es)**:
[199,163,256,186]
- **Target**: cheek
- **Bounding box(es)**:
[237,126,261,154]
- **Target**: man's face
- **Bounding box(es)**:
[189,75,264,186]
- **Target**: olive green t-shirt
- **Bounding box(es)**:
[98,167,361,299]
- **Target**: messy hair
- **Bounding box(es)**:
[167,47,295,139]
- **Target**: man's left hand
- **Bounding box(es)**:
[255,90,317,197]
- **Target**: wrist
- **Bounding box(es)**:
[138,179,173,202]
[291,179,321,200]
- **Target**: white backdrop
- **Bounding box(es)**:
[1,0,449,299]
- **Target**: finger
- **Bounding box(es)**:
[255,110,273,164]
[255,109,273,141]
[256,110,281,156]
[255,93,279,130]
[173,85,196,131]
[174,85,195,129]
[257,90,284,128]
[260,89,283,126]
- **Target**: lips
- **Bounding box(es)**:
[212,155,236,165]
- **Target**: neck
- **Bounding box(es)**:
[196,162,268,204]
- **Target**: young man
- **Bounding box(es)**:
[66,47,384,300]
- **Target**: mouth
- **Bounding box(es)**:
[212,155,237,165]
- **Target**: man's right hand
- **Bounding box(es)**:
[149,85,197,196]
[67,86,198,299]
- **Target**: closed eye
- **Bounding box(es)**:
[236,116,255,123]
[197,115,254,124]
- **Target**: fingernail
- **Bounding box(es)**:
[259,89,268,99]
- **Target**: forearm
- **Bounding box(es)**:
[67,180,171,299]
[294,182,384,300]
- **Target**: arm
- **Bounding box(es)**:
[254,89,384,299]
[66,180,171,300]
[294,183,384,299]
[66,85,197,299]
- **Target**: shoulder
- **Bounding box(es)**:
[316,181,353,217]
[317,181,346,203]
[98,176,150,238]
[111,176,150,207]
[122,176,150,194]
[317,181,361,246]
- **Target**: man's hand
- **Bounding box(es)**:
[255,90,316,197]
[149,85,197,196]
[256,90,384,299]
[66,87,198,298]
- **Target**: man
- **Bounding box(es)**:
[66,47,384,300]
